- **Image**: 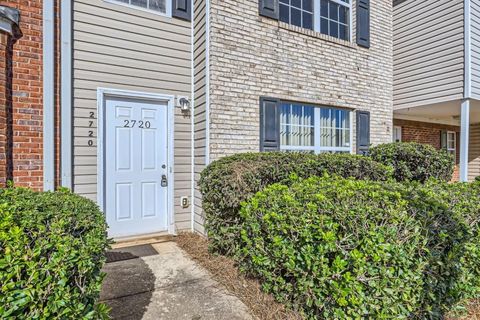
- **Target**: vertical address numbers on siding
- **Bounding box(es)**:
[88,111,95,147]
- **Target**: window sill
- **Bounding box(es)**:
[277,21,357,49]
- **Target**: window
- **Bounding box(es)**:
[280,103,351,153]
[393,126,402,142]
[110,0,169,15]
[278,0,351,41]
[319,0,350,40]
[447,131,456,160]
[279,0,314,30]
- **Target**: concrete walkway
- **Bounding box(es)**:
[100,241,253,320]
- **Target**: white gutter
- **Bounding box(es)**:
[460,0,471,182]
[205,0,210,165]
[43,0,55,191]
[464,0,472,98]
[61,0,72,189]
[190,1,195,231]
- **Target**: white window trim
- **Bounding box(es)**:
[314,0,353,42]
[280,105,353,154]
[447,131,457,153]
[104,0,172,18]
[393,125,402,142]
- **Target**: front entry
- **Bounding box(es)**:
[105,97,170,238]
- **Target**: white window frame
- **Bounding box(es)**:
[393,126,402,142]
[280,104,353,154]
[447,131,457,161]
[105,0,172,17]
[279,0,315,30]
[314,0,353,42]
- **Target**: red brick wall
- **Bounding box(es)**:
[393,119,461,181]
[0,33,8,186]
[0,1,44,190]
[0,1,62,190]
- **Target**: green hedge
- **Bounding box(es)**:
[369,142,454,182]
[237,177,480,319]
[0,188,110,319]
[238,176,427,319]
[199,152,394,255]
[404,180,480,317]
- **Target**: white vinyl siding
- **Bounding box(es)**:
[469,124,480,181]
[73,0,192,231]
[470,0,480,99]
[393,0,465,109]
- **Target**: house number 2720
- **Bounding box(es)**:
[123,120,151,129]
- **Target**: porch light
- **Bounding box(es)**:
[178,96,191,113]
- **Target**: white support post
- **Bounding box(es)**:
[61,0,73,189]
[43,0,55,191]
[460,99,470,182]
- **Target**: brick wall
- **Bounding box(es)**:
[0,1,62,190]
[0,33,8,186]
[0,1,44,189]
[208,0,394,160]
[393,119,461,181]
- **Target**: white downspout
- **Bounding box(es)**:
[43,0,55,191]
[205,0,210,166]
[460,0,471,182]
[61,0,72,189]
[190,0,195,231]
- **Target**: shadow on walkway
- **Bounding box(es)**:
[101,245,157,320]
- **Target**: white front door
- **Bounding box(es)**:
[105,97,169,238]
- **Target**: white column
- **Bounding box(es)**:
[460,99,471,182]
[43,0,55,191]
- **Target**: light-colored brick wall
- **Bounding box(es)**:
[208,0,393,160]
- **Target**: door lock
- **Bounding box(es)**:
[161,174,168,187]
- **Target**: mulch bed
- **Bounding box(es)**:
[176,232,480,320]
[176,232,302,320]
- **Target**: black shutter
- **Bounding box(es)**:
[259,0,279,20]
[356,0,370,48]
[356,111,370,155]
[260,97,280,151]
[441,130,448,149]
[173,0,191,21]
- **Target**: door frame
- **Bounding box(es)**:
[96,88,176,235]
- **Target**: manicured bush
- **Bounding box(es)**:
[237,176,480,319]
[0,187,110,319]
[402,181,480,318]
[199,152,394,255]
[238,176,427,319]
[369,142,454,182]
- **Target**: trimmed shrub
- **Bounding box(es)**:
[402,181,480,318]
[199,152,394,255]
[237,177,480,319]
[238,176,427,319]
[369,142,454,182]
[0,187,110,319]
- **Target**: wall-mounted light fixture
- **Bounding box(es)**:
[177,96,191,113]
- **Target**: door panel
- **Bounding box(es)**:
[105,98,169,238]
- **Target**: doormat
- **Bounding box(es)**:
[106,244,159,263]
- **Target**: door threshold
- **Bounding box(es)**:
[112,231,174,249]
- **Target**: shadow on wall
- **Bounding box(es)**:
[100,246,158,320]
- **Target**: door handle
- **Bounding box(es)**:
[161,174,168,187]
